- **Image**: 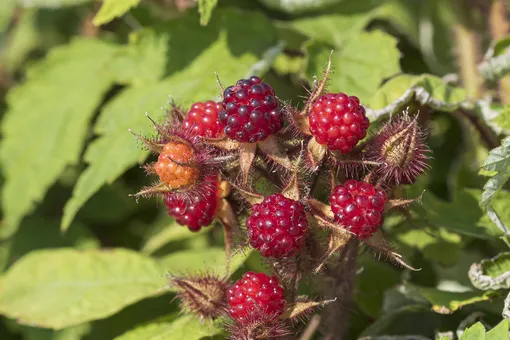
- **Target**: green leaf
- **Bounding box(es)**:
[289,0,382,47]
[0,0,15,34]
[367,74,466,120]
[376,0,457,75]
[0,248,163,329]
[469,252,510,291]
[305,30,400,103]
[460,322,485,340]
[17,0,92,7]
[158,247,251,277]
[93,0,140,26]
[141,219,208,255]
[0,217,98,272]
[492,106,510,131]
[198,0,218,26]
[5,320,90,340]
[258,0,345,13]
[61,9,277,230]
[114,315,222,340]
[413,189,503,239]
[486,319,509,340]
[0,39,118,236]
[480,137,510,235]
[417,287,493,314]
[109,30,169,86]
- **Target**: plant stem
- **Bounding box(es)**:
[321,238,359,340]
[489,0,510,104]
[453,1,483,99]
[456,108,500,149]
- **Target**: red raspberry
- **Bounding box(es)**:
[219,76,283,143]
[246,194,307,258]
[329,180,387,238]
[155,142,199,189]
[309,93,370,153]
[227,271,285,323]
[164,177,218,232]
[182,101,225,138]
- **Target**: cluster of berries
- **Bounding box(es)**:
[137,74,429,337]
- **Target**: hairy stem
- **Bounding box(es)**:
[322,238,359,340]
[489,0,510,104]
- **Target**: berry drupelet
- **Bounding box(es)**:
[246,194,307,258]
[309,93,370,154]
[155,142,199,189]
[164,176,218,232]
[220,76,283,143]
[227,271,286,323]
[330,179,387,238]
[183,101,225,138]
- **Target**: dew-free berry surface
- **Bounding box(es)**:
[246,194,307,258]
[164,177,218,231]
[183,101,225,138]
[309,93,370,153]
[227,271,285,323]
[330,180,388,238]
[220,76,283,143]
[155,142,199,189]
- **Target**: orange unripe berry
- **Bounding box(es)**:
[155,142,199,189]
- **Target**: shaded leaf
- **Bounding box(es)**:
[0,39,118,236]
[469,252,510,291]
[367,74,466,121]
[93,0,140,26]
[305,30,401,103]
[113,315,222,340]
[417,287,494,314]
[0,249,163,329]
[158,247,251,278]
[61,9,277,231]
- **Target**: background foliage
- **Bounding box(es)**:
[1,0,510,339]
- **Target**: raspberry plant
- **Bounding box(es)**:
[1,1,510,340]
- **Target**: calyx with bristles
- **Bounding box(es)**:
[169,273,228,320]
[368,115,431,185]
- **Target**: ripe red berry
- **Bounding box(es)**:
[164,177,218,232]
[183,101,225,138]
[220,76,283,143]
[246,194,307,258]
[309,93,370,153]
[227,271,285,323]
[330,180,387,238]
[155,142,199,189]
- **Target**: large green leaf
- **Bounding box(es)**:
[0,39,118,237]
[5,320,90,340]
[114,315,222,340]
[289,0,382,47]
[61,9,278,230]
[486,320,509,340]
[305,30,400,103]
[0,217,98,271]
[469,252,510,291]
[93,0,140,26]
[0,0,15,34]
[0,249,163,329]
